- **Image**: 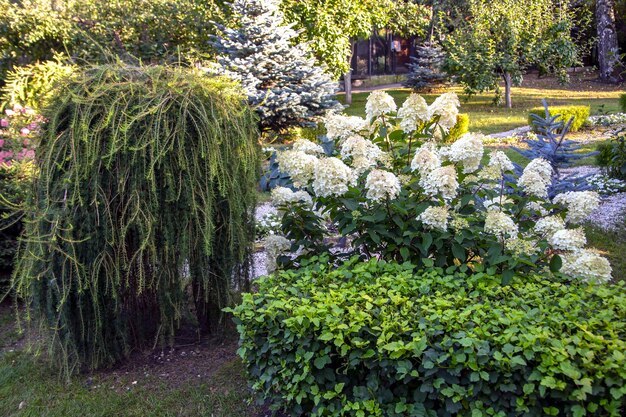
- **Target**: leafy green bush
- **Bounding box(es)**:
[528,105,590,132]
[12,64,259,374]
[1,57,75,110]
[596,128,626,180]
[231,257,626,417]
[620,93,626,113]
[445,113,469,142]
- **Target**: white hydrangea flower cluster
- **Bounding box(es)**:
[417,206,449,231]
[264,234,291,273]
[561,250,612,282]
[549,228,587,251]
[410,142,441,175]
[517,158,553,197]
[364,169,401,202]
[324,113,368,140]
[483,196,513,212]
[534,215,565,238]
[340,135,385,175]
[276,150,318,188]
[271,186,313,207]
[312,157,353,197]
[429,92,460,130]
[365,91,397,122]
[397,94,431,133]
[484,210,518,238]
[439,133,484,173]
[292,139,325,155]
[421,165,459,201]
[505,238,538,257]
[488,150,515,172]
[553,191,600,224]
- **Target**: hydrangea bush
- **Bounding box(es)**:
[266,91,612,283]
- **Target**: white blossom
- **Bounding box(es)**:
[429,92,460,131]
[312,157,352,197]
[484,210,518,238]
[526,201,549,216]
[553,191,600,224]
[549,228,587,251]
[534,216,565,238]
[524,158,553,183]
[324,113,368,140]
[488,150,515,172]
[365,169,401,202]
[505,238,538,256]
[276,150,318,187]
[483,196,514,212]
[397,94,431,133]
[517,170,549,198]
[417,206,449,231]
[439,133,484,173]
[365,90,397,122]
[410,142,441,175]
[264,234,291,273]
[450,215,469,231]
[292,139,325,155]
[421,165,459,201]
[340,135,385,175]
[561,250,612,283]
[270,187,313,207]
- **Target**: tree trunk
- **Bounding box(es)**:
[344,71,352,105]
[596,0,621,82]
[503,73,512,109]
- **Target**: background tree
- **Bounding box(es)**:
[213,0,340,134]
[444,0,580,108]
[403,42,448,91]
[596,0,622,82]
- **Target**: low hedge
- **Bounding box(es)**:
[231,257,626,417]
[446,113,469,143]
[528,105,590,132]
[620,93,626,113]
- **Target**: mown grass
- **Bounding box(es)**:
[585,224,626,284]
[338,86,622,135]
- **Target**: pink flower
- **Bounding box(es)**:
[20,128,30,136]
[0,140,5,148]
[0,119,8,128]
[4,109,15,117]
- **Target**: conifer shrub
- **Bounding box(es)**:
[231,257,626,417]
[528,105,590,132]
[445,113,469,143]
[12,64,259,374]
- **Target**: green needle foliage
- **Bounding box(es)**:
[12,64,259,375]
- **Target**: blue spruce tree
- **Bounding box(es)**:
[212,0,341,133]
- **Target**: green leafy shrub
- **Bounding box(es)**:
[596,128,626,180]
[231,257,626,417]
[620,93,626,113]
[12,64,259,374]
[1,56,75,111]
[528,105,590,132]
[445,113,469,143]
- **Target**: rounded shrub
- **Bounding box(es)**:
[13,64,259,373]
[445,113,469,142]
[528,105,590,132]
[231,257,626,417]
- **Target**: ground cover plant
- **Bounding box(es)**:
[11,63,260,375]
[231,258,626,416]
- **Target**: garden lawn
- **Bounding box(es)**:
[338,86,622,135]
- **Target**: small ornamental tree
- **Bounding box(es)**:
[213,0,341,133]
[403,42,448,91]
[12,64,259,375]
[444,0,580,108]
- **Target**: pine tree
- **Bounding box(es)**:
[403,42,448,91]
[212,0,341,133]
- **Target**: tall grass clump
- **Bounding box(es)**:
[12,64,259,375]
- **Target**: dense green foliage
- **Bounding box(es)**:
[596,128,626,180]
[0,0,225,85]
[446,113,469,143]
[620,93,626,112]
[1,56,75,110]
[12,64,259,374]
[528,105,590,132]
[232,257,626,417]
[444,0,579,107]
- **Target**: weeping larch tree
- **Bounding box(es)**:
[12,64,259,375]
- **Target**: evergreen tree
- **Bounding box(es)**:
[212,0,341,133]
[403,42,448,91]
